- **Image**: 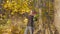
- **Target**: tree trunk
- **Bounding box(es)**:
[54,0,60,34]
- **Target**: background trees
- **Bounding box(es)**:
[0,0,59,34]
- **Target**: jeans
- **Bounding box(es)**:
[24,26,33,34]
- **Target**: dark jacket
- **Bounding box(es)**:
[27,15,34,27]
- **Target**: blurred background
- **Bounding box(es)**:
[0,0,59,34]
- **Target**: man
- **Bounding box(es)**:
[24,10,36,34]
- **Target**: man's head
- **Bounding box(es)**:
[29,10,37,16]
[29,10,33,15]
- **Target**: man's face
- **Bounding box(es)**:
[29,11,32,15]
